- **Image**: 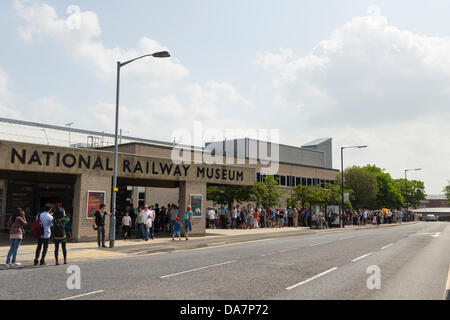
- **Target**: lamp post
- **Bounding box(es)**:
[404,168,421,220]
[341,145,367,228]
[65,122,74,147]
[109,51,171,248]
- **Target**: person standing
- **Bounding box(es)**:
[53,208,70,265]
[184,205,193,240]
[293,208,299,228]
[135,206,143,239]
[122,211,132,239]
[169,204,179,235]
[5,208,27,267]
[231,205,238,229]
[34,205,54,266]
[93,204,110,248]
[208,207,216,229]
[219,205,227,229]
[139,205,150,241]
[172,217,181,240]
[148,205,156,239]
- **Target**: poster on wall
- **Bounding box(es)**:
[327,205,340,226]
[86,191,106,219]
[190,194,203,218]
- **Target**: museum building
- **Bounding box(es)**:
[0,118,338,241]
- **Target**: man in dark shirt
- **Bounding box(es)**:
[93,203,110,248]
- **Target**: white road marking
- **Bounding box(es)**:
[431,232,441,238]
[160,260,238,279]
[310,242,325,247]
[280,248,297,253]
[286,267,338,290]
[381,243,393,250]
[261,252,277,257]
[60,290,104,300]
[339,236,354,240]
[351,252,373,262]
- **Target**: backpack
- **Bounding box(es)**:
[53,218,65,240]
[183,211,190,221]
[31,213,44,239]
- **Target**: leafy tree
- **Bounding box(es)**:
[364,165,404,209]
[444,181,450,205]
[326,179,354,209]
[342,166,378,209]
[394,179,426,208]
[207,185,253,209]
[251,175,283,209]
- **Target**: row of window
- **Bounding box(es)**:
[256,173,335,188]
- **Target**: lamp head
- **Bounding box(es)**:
[152,51,171,58]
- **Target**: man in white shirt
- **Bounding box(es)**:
[148,206,156,239]
[34,204,54,266]
[139,206,149,240]
[208,207,216,229]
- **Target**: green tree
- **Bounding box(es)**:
[251,175,284,208]
[364,165,404,209]
[444,181,450,205]
[326,179,354,209]
[207,185,253,209]
[394,179,426,208]
[342,166,378,209]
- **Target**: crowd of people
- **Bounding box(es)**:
[205,204,419,230]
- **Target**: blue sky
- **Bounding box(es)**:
[1,0,450,194]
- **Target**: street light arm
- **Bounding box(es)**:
[120,51,171,67]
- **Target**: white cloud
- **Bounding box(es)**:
[14,0,189,85]
[258,13,450,125]
[257,10,450,194]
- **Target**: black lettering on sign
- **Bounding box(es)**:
[215,168,220,179]
[42,151,54,166]
[197,167,205,178]
[92,157,103,170]
[173,165,181,176]
[11,148,26,164]
[134,161,143,173]
[106,157,113,171]
[229,170,235,180]
[56,153,61,167]
[146,161,149,174]
[222,169,227,180]
[152,162,158,175]
[62,154,76,168]
[206,168,214,179]
[182,165,190,176]
[78,155,91,169]
[236,171,243,181]
[160,163,173,175]
[28,150,42,165]
[123,159,131,173]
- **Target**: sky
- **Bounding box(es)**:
[0,0,449,194]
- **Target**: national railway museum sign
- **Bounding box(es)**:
[0,141,255,185]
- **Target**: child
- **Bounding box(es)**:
[172,217,181,241]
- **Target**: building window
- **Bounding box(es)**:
[307,178,312,186]
[295,177,301,186]
[256,172,261,182]
[280,175,286,186]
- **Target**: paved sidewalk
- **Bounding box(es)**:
[0,222,418,267]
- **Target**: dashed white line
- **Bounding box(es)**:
[160,260,238,279]
[351,252,373,262]
[381,243,393,250]
[261,252,277,257]
[60,290,104,300]
[280,248,297,253]
[310,242,325,247]
[286,267,338,290]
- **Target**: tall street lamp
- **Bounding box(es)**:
[110,51,171,248]
[341,145,367,228]
[404,168,421,217]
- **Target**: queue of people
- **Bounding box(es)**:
[205,205,417,230]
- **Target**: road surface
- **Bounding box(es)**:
[0,221,449,300]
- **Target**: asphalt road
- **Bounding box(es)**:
[1,222,449,300]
